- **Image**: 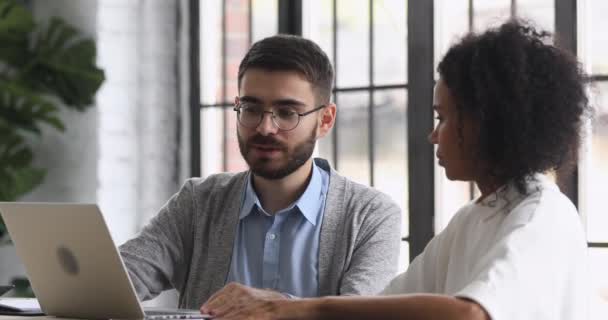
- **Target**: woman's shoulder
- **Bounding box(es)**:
[509,175,578,225]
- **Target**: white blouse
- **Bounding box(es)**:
[383,174,588,320]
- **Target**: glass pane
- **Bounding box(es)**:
[201,108,224,177]
[199,1,250,102]
[201,0,251,103]
[473,0,511,32]
[224,109,248,172]
[303,0,334,68]
[251,0,278,42]
[515,0,554,33]
[337,0,370,88]
[589,248,608,320]
[225,0,251,101]
[434,0,470,79]
[200,0,223,105]
[433,111,473,233]
[304,0,337,167]
[579,82,608,242]
[373,90,408,238]
[200,0,252,175]
[337,91,370,185]
[398,241,410,273]
[579,0,608,75]
[373,0,407,85]
[434,172,472,233]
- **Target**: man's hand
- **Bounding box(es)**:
[200,282,289,319]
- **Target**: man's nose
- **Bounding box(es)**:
[256,112,279,135]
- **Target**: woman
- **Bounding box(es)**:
[201,20,590,320]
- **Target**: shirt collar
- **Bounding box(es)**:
[293,163,324,225]
[240,173,260,220]
[476,173,553,220]
[240,162,324,225]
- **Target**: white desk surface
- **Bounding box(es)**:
[1,317,80,320]
[0,316,183,320]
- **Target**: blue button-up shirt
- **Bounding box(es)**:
[226,162,329,297]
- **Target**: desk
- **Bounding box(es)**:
[1,317,56,320]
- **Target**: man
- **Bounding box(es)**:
[119,34,401,308]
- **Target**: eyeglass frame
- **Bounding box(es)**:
[233,99,327,131]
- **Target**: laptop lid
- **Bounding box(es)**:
[0,202,145,319]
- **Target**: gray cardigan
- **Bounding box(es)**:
[119,158,401,308]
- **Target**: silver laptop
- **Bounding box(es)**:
[0,202,211,320]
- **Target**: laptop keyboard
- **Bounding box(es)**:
[144,310,211,319]
[145,314,209,320]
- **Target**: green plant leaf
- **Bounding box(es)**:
[0,120,45,232]
[0,0,35,39]
[0,132,26,163]
[0,165,45,202]
[0,0,35,66]
[11,277,35,298]
[7,147,33,168]
[0,80,65,133]
[0,1,104,224]
[0,129,40,189]
[26,17,105,110]
[0,129,44,239]
[0,125,23,150]
[0,214,6,239]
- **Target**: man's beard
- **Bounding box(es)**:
[238,128,316,180]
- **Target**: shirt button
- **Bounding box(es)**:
[268,233,276,240]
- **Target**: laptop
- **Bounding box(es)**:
[0,202,212,319]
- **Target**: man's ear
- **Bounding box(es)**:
[317,103,336,138]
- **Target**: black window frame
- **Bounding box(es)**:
[189,0,607,260]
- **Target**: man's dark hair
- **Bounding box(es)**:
[238,34,334,104]
[437,20,591,193]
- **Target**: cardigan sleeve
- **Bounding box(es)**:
[338,191,402,295]
[118,179,196,301]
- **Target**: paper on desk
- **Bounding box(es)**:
[0,298,41,312]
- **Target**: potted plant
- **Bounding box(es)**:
[0,0,105,295]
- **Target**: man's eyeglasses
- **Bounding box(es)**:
[233,102,326,131]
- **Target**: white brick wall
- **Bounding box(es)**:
[97,0,182,307]
[136,0,180,225]
[96,0,180,245]
[22,1,100,204]
[96,0,142,244]
[1,0,187,306]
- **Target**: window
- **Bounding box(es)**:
[191,2,608,313]
[578,0,608,315]
[198,0,278,178]
[303,0,410,271]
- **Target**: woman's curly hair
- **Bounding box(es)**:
[437,20,591,193]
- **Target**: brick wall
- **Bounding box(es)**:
[1,0,186,306]
[96,0,180,244]
[22,0,100,204]
[97,0,182,307]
